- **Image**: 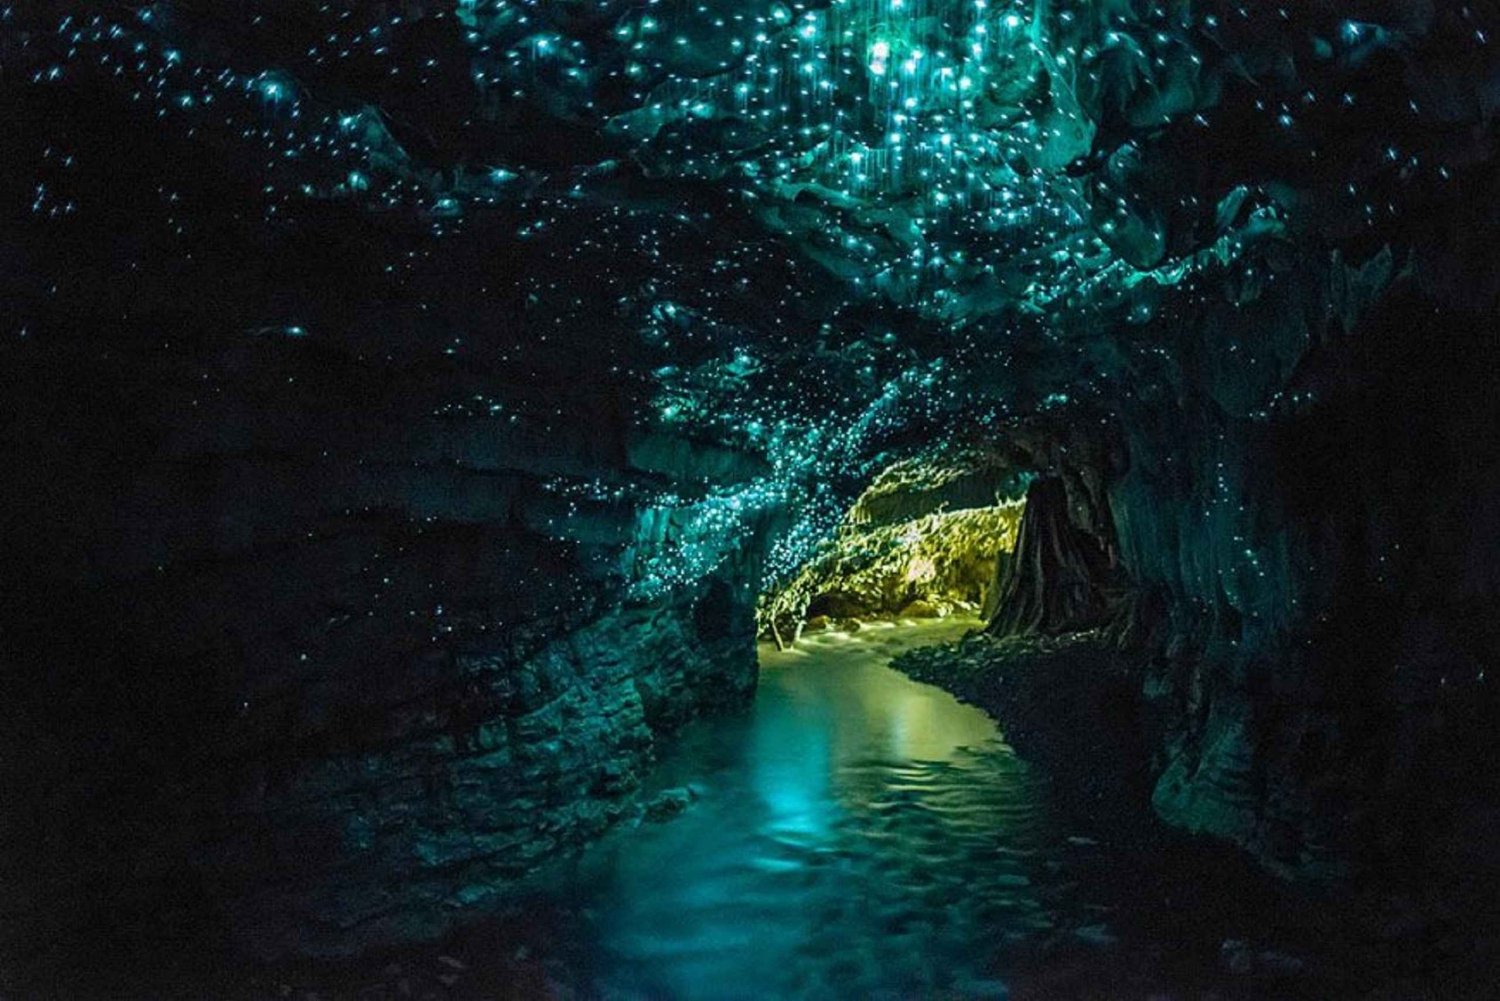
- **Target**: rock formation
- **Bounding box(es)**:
[987,476,1112,637]
[4,0,1500,983]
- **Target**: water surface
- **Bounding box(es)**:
[555,618,1060,999]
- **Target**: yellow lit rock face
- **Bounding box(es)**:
[903,556,937,584]
[759,464,1023,643]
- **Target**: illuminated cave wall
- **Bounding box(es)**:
[4,0,1500,963]
[759,455,1027,640]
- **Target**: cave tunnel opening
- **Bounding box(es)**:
[756,453,1031,651]
[755,423,1135,656]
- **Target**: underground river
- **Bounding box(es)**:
[559,617,1056,999]
[237,619,1342,1001]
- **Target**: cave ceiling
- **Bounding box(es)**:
[6,0,1495,587]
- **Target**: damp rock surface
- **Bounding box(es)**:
[5,0,1500,993]
[892,627,1500,1000]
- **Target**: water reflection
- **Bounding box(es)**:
[558,619,1056,1000]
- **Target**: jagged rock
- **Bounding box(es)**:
[644,787,695,822]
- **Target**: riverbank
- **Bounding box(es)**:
[23,622,1496,1001]
[890,626,1500,1000]
[895,629,1157,846]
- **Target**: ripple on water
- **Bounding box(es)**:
[551,620,1075,999]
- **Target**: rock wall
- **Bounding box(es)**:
[986,476,1113,638]
[757,456,1026,640]
[0,322,773,966]
[964,241,1500,878]
[1103,261,1500,876]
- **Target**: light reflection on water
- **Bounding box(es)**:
[556,619,1059,1000]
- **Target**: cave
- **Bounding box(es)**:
[6,1,1500,998]
[757,452,1029,645]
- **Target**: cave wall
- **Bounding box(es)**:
[1102,256,1500,876]
[0,322,774,965]
[758,457,1027,637]
[977,240,1500,877]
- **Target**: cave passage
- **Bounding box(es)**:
[10,0,1500,994]
[757,458,1029,648]
[445,619,1064,999]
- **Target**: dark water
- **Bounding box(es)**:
[549,619,1063,999]
[79,619,1416,1000]
[215,620,1344,1001]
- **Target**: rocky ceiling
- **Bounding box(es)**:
[6,0,1496,593]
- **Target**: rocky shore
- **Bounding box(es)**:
[891,629,1500,1000]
